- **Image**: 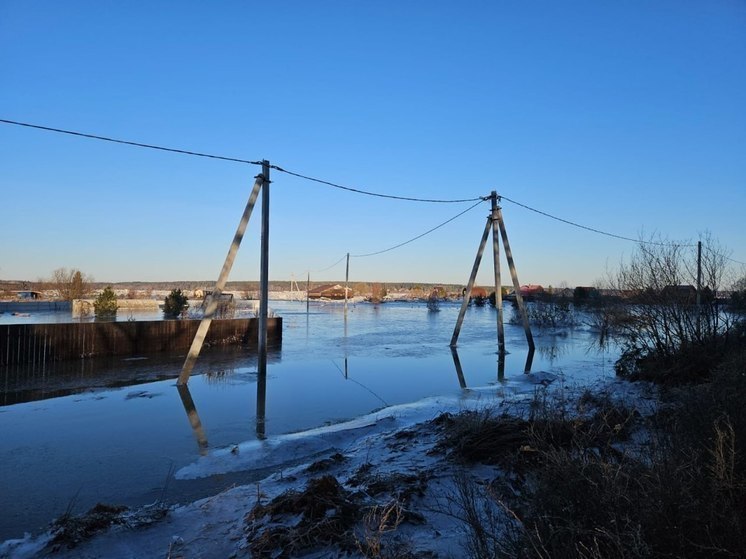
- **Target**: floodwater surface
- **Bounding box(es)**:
[0,300,616,541]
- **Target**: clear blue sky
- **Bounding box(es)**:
[1,1,744,287]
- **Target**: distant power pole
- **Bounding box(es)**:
[344,252,350,315]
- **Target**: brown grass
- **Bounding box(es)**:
[441,353,746,559]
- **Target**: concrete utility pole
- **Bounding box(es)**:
[177,167,267,385]
[344,252,350,314]
[256,160,271,439]
[491,192,505,354]
[258,160,271,363]
[496,207,535,351]
[451,198,535,356]
[450,214,491,347]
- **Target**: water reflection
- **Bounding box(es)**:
[0,344,282,407]
[256,349,267,440]
[176,384,208,455]
[537,341,566,365]
[331,358,388,408]
[524,347,535,373]
[450,348,467,388]
[450,347,535,387]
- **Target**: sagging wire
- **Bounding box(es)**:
[270,164,484,204]
[351,198,487,258]
[0,118,264,166]
[498,194,695,248]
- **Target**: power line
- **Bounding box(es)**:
[498,194,694,248]
[352,198,486,258]
[500,193,745,265]
[0,118,263,166]
[270,164,484,204]
[310,254,348,273]
[3,117,741,264]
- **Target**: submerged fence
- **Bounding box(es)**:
[0,317,282,366]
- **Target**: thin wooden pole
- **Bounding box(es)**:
[491,192,505,354]
[177,171,266,385]
[496,208,535,351]
[450,216,492,347]
[306,272,310,314]
[258,160,271,367]
[344,252,350,314]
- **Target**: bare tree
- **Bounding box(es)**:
[51,268,92,301]
[608,234,736,377]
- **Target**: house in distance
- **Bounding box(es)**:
[307,284,354,300]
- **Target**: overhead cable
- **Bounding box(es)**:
[310,254,348,273]
[271,164,484,204]
[500,193,745,264]
[0,118,264,166]
[498,194,693,247]
[352,198,486,258]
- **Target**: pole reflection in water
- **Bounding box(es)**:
[256,349,267,440]
[524,347,535,374]
[450,348,467,389]
[498,353,505,382]
[176,384,209,455]
[334,358,389,408]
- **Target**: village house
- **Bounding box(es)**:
[307,284,353,300]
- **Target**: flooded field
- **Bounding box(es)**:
[0,300,617,542]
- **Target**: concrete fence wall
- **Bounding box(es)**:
[0,301,72,313]
[72,298,161,317]
[0,317,282,366]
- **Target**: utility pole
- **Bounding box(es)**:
[496,207,535,351]
[451,198,535,354]
[490,192,505,354]
[178,168,266,385]
[256,160,271,440]
[451,214,491,347]
[258,161,270,355]
[344,252,350,314]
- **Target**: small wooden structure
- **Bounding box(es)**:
[308,284,353,300]
[15,291,41,300]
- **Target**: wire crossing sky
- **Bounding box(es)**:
[6,117,731,263]
[0,1,744,286]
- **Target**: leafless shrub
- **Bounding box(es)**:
[607,234,740,381]
[50,267,93,301]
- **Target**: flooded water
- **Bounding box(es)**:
[0,300,617,541]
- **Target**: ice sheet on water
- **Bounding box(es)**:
[175,393,496,480]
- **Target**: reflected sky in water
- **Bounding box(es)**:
[0,300,617,541]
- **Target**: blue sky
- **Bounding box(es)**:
[1,1,744,287]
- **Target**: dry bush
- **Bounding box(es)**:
[245,475,361,557]
[49,503,128,550]
[608,234,740,382]
[444,367,746,558]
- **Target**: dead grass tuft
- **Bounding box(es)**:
[446,361,746,559]
[49,503,128,550]
[245,475,362,557]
